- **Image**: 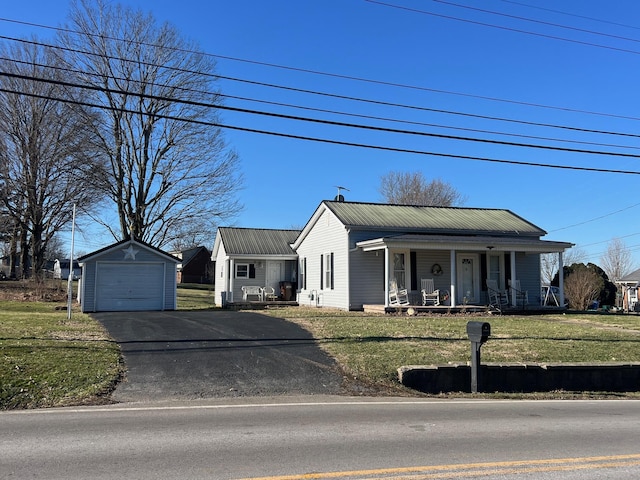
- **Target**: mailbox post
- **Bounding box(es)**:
[466,321,491,393]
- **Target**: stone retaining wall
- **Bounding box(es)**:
[398,363,640,394]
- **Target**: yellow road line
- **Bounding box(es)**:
[238,454,640,480]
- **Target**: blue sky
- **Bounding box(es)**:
[2,0,640,268]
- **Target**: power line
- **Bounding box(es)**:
[3,70,640,160]
[548,203,640,233]
[6,53,637,152]
[434,0,640,45]
[366,0,640,57]
[2,16,640,122]
[498,0,640,32]
[5,35,640,146]
[218,74,640,140]
[3,84,640,176]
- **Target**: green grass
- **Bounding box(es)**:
[3,279,640,409]
[0,284,215,410]
[177,284,216,310]
[258,307,640,393]
[0,302,122,409]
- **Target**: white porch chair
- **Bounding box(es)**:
[509,279,529,307]
[486,279,508,310]
[262,286,277,301]
[421,278,440,306]
[389,280,410,306]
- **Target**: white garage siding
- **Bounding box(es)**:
[95,262,165,311]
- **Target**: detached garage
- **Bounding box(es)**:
[79,239,180,312]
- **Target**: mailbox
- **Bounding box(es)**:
[467,321,491,344]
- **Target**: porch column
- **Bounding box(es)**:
[510,251,517,306]
[384,247,390,307]
[558,251,565,307]
[449,250,456,307]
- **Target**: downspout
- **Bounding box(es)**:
[229,258,235,303]
[449,249,456,307]
[346,229,351,310]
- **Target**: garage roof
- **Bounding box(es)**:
[78,238,180,263]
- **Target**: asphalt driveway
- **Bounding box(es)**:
[93,310,346,402]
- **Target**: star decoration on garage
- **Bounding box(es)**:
[122,245,139,260]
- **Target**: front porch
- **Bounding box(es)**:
[225,300,299,310]
[355,235,570,311]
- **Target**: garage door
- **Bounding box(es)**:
[96,262,165,311]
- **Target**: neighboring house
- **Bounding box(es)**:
[176,246,213,284]
[53,259,82,280]
[215,200,573,311]
[78,239,180,312]
[293,201,572,310]
[0,255,29,278]
[615,268,640,311]
[212,227,300,305]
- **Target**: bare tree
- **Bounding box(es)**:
[379,171,466,206]
[540,253,558,285]
[541,247,587,285]
[59,0,243,248]
[564,265,603,310]
[0,39,101,277]
[600,237,634,283]
[565,247,587,266]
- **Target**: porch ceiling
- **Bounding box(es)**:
[356,234,573,253]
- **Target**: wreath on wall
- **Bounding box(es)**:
[431,263,443,276]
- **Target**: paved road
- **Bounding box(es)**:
[2,399,639,479]
[93,310,348,402]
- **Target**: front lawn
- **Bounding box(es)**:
[259,307,640,395]
[0,300,122,409]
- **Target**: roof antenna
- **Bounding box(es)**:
[334,186,349,202]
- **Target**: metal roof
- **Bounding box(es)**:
[217,227,300,256]
[323,201,546,236]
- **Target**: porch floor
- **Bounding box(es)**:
[226,300,299,310]
[363,303,567,315]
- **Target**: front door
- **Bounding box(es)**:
[457,254,480,304]
[266,261,284,291]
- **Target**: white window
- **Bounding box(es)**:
[324,253,332,289]
[299,258,306,290]
[487,254,504,289]
[235,263,249,278]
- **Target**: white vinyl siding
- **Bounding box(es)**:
[296,208,349,309]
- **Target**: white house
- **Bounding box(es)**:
[212,227,300,306]
[292,201,572,310]
[53,259,82,280]
[212,200,573,311]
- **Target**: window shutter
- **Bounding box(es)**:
[320,254,324,290]
[249,264,255,279]
[410,251,417,291]
[480,254,487,291]
[505,254,511,285]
